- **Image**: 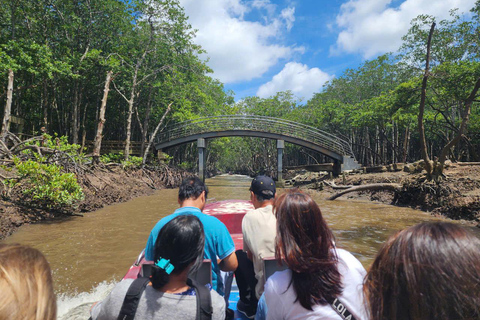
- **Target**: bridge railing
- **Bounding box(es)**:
[156,115,355,158]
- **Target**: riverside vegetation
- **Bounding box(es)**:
[1,1,480,236]
[0,133,189,240]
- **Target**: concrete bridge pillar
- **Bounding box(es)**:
[277,140,284,187]
[198,138,206,182]
[333,160,341,177]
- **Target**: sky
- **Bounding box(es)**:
[178,0,477,102]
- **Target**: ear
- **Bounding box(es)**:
[250,191,255,201]
[200,191,206,202]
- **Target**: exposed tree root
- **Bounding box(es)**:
[328,183,402,200]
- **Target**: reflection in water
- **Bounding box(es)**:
[2,174,476,300]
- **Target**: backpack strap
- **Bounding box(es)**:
[187,278,213,320]
[117,277,151,320]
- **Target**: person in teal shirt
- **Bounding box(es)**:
[145,176,238,295]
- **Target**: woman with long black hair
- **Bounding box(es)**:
[259,189,367,319]
[91,215,225,320]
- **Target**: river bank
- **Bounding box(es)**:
[0,165,188,240]
[286,163,480,225]
[2,163,479,241]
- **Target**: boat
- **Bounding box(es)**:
[123,199,256,319]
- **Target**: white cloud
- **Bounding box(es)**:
[281,7,295,31]
[331,0,476,58]
[179,0,299,83]
[252,0,276,15]
[257,62,333,99]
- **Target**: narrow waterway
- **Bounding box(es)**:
[1,174,474,317]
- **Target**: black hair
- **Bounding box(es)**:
[178,176,208,202]
[150,215,205,290]
[254,190,275,202]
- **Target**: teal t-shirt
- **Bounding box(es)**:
[145,207,235,295]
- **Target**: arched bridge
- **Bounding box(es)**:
[154,115,360,178]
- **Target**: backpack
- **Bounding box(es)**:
[115,277,212,320]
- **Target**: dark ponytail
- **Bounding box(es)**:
[150,264,171,289]
[150,215,205,290]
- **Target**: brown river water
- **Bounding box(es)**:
[2,174,477,317]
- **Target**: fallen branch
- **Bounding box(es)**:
[324,180,352,190]
[457,162,480,166]
[328,183,402,200]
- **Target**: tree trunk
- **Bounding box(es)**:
[1,69,14,140]
[124,86,136,160]
[92,71,113,164]
[436,76,480,175]
[124,50,148,161]
[392,120,396,163]
[418,22,435,177]
[375,126,379,165]
[402,126,410,163]
[72,79,80,144]
[142,102,173,166]
[80,102,88,151]
[365,127,372,166]
[140,87,154,157]
[42,80,49,131]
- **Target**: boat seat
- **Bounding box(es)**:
[189,259,213,286]
[141,259,212,286]
[262,257,287,284]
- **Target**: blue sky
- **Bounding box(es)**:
[178,0,476,102]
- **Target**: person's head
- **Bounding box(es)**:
[249,175,276,207]
[150,215,205,289]
[0,244,56,320]
[274,189,341,310]
[178,176,208,210]
[364,222,480,320]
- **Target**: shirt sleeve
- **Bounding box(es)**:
[215,220,235,260]
[242,214,251,253]
[255,293,268,320]
[90,280,130,319]
[90,300,104,320]
[264,278,283,320]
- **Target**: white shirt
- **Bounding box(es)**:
[242,205,277,298]
[264,248,368,320]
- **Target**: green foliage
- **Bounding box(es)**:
[100,152,143,168]
[13,158,84,210]
[21,134,85,163]
[122,156,143,168]
[100,152,124,163]
[41,134,82,155]
[178,161,193,171]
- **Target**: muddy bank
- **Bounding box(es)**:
[0,165,188,240]
[285,164,480,225]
